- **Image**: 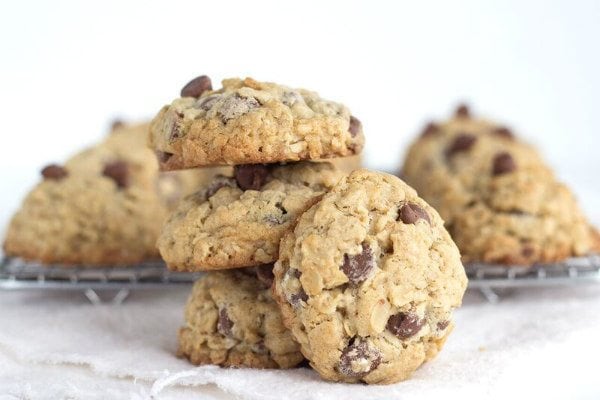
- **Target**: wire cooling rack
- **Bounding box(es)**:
[0,256,202,304]
[1,254,599,303]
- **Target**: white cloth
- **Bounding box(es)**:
[1,284,600,400]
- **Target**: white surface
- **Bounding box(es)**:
[1,286,600,400]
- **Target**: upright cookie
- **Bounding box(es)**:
[158,161,345,271]
[3,122,215,266]
[273,170,467,384]
[149,76,364,169]
[178,266,304,369]
[401,105,600,265]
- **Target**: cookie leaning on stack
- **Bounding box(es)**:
[401,105,600,265]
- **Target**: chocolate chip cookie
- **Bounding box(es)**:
[149,76,364,170]
[272,170,467,384]
[3,122,217,266]
[401,105,600,265]
[158,161,345,271]
[178,266,304,369]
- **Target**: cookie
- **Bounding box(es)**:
[272,170,467,384]
[401,105,600,265]
[3,122,219,266]
[149,76,364,170]
[328,154,363,173]
[158,161,345,271]
[178,266,304,369]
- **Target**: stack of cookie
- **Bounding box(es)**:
[148,75,467,384]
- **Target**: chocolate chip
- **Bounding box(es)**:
[286,269,308,306]
[349,116,361,137]
[111,119,124,131]
[437,320,450,330]
[455,104,470,118]
[289,290,308,306]
[156,151,173,164]
[341,243,375,284]
[446,134,477,157]
[386,312,425,339]
[234,164,270,191]
[521,245,535,258]
[493,126,514,139]
[255,264,275,288]
[206,175,238,197]
[420,122,440,138]
[219,94,260,123]
[41,164,68,180]
[338,338,381,378]
[492,152,516,176]
[102,161,129,188]
[217,308,233,337]
[180,75,212,98]
[398,203,430,225]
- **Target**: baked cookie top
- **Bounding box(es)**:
[401,105,600,265]
[178,266,304,369]
[158,161,345,271]
[3,122,212,266]
[273,170,467,384]
[149,76,364,169]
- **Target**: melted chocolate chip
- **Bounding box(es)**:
[493,126,514,139]
[341,243,375,284]
[217,308,234,337]
[41,164,68,180]
[234,164,270,191]
[180,75,212,98]
[349,116,361,137]
[398,203,430,225]
[446,134,477,157]
[455,104,470,118]
[338,338,381,378]
[420,122,440,138]
[111,119,124,131]
[386,312,425,339]
[437,320,450,330]
[156,151,173,164]
[492,152,516,176]
[102,161,129,188]
[206,175,238,197]
[521,245,535,258]
[255,264,275,288]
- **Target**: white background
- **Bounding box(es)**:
[1,0,599,224]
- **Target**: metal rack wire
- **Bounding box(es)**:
[1,254,599,303]
[0,257,202,304]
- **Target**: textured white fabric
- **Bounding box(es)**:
[1,284,600,400]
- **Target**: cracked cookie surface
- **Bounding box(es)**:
[272,170,467,384]
[178,266,304,369]
[3,123,218,266]
[149,76,364,169]
[158,161,345,271]
[401,105,600,265]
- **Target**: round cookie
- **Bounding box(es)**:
[401,105,600,265]
[158,161,345,271]
[149,76,364,170]
[272,170,467,384]
[3,122,216,266]
[178,266,304,369]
